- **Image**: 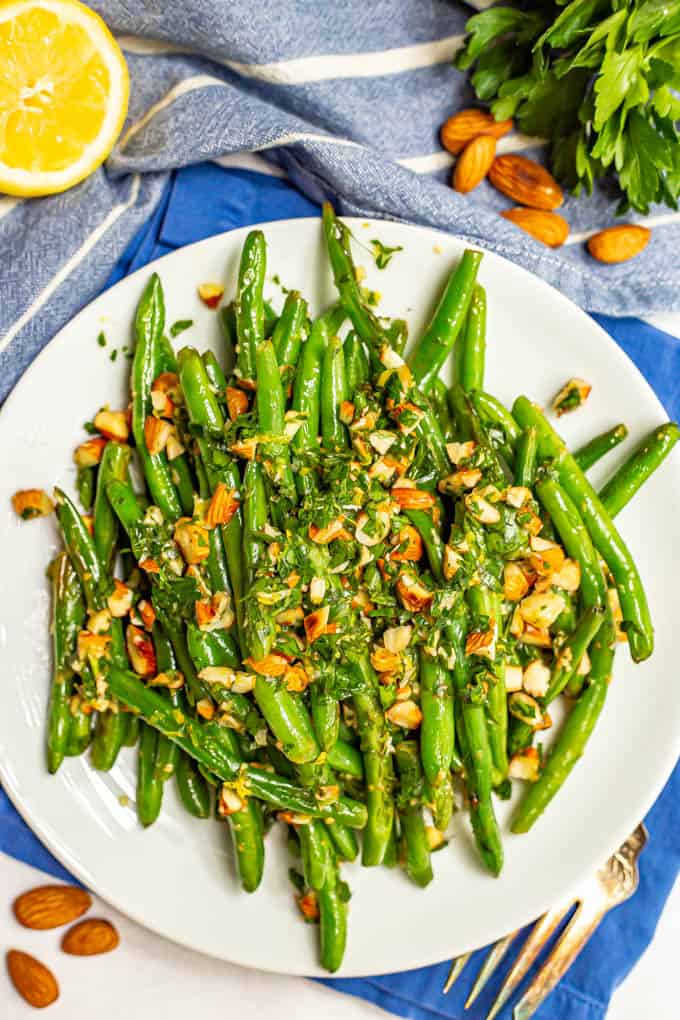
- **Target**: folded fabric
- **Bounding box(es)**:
[1,162,679,1020]
[2,1,680,404]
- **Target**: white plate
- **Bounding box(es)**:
[1,218,679,978]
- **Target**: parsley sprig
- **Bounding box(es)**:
[455,0,680,213]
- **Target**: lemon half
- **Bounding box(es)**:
[0,0,129,197]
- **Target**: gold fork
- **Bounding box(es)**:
[442,824,648,1020]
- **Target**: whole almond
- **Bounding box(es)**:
[6,950,59,1009]
[61,918,120,956]
[502,207,570,248]
[587,225,651,264]
[453,136,497,194]
[489,155,564,210]
[441,108,513,155]
[13,885,91,930]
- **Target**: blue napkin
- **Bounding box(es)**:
[2,1,680,404]
[2,162,680,1020]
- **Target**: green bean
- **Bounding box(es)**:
[328,819,359,862]
[121,714,139,747]
[426,772,454,832]
[403,508,445,582]
[64,704,92,757]
[272,290,308,382]
[322,203,386,351]
[168,452,196,516]
[137,723,163,826]
[395,740,433,888]
[573,424,628,472]
[47,553,84,773]
[382,821,399,869]
[54,488,106,611]
[152,626,180,783]
[515,397,653,662]
[105,667,367,828]
[350,655,394,866]
[236,230,266,385]
[448,610,503,875]
[176,752,211,818]
[429,378,456,441]
[253,676,320,765]
[514,427,538,487]
[599,423,680,519]
[472,391,521,451]
[419,649,454,790]
[152,605,209,706]
[409,250,483,391]
[326,739,363,780]
[202,349,227,392]
[186,622,240,671]
[76,466,95,510]
[458,284,486,393]
[256,339,295,498]
[317,827,348,973]
[263,299,278,338]
[291,315,329,496]
[93,442,131,574]
[297,819,330,891]
[311,672,340,753]
[226,793,265,892]
[218,301,237,373]
[344,332,369,392]
[467,585,507,784]
[321,335,349,451]
[194,456,232,596]
[385,318,408,356]
[132,274,182,519]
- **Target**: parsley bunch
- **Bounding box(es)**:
[455,0,680,213]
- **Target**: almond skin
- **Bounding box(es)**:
[489,155,564,210]
[6,950,59,1009]
[587,225,651,264]
[61,918,120,956]
[453,135,497,194]
[441,108,512,155]
[502,207,570,248]
[13,885,91,930]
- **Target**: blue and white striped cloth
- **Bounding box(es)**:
[1,0,679,403]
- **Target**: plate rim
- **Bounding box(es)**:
[0,214,678,977]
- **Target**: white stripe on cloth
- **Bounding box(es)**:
[0,175,142,358]
[119,75,227,150]
[0,197,20,222]
[565,210,680,245]
[118,33,465,84]
[399,134,547,173]
[212,153,287,178]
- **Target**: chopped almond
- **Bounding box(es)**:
[443,544,462,580]
[383,625,412,653]
[391,487,435,510]
[355,510,390,547]
[309,576,326,604]
[226,386,249,422]
[195,592,234,632]
[519,591,565,629]
[509,747,540,781]
[396,572,433,612]
[523,659,551,698]
[505,486,532,509]
[284,665,310,693]
[150,389,174,418]
[94,409,129,442]
[198,666,235,687]
[139,557,160,574]
[137,599,156,631]
[521,511,543,536]
[520,624,553,648]
[528,539,564,578]
[297,891,319,922]
[438,468,482,495]
[77,631,111,662]
[508,691,543,727]
[218,786,245,816]
[339,401,355,425]
[608,587,627,642]
[552,378,591,417]
[81,514,94,535]
[126,624,156,677]
[550,558,581,593]
[465,490,501,524]
[426,826,446,850]
[74,437,108,467]
[504,562,529,602]
[304,605,331,644]
[230,438,258,460]
[144,415,172,456]
[446,440,475,465]
[205,483,240,529]
[174,518,210,564]
[370,646,401,673]
[505,663,524,692]
[245,653,289,677]
[87,608,111,635]
[151,372,181,402]
[196,698,215,720]
[465,629,494,657]
[390,525,422,562]
[107,580,133,618]
[308,519,347,544]
[385,699,423,729]
[149,670,184,690]
[198,282,224,309]
[12,488,54,520]
[166,429,185,461]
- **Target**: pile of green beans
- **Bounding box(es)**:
[38,205,678,974]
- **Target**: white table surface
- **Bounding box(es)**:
[2,311,678,1019]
